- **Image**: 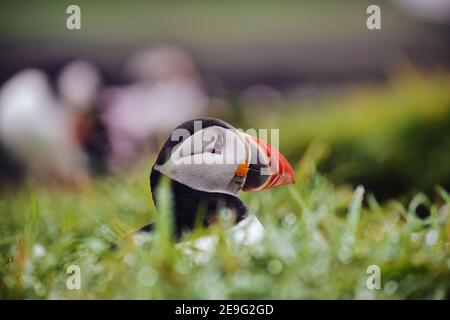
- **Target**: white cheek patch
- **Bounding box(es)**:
[154,126,248,195]
[155,157,239,195]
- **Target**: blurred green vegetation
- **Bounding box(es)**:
[243,70,450,198]
[0,70,449,299]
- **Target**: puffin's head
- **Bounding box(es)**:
[149,118,295,236]
[151,118,295,196]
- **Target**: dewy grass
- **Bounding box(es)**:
[347,185,364,243]
[0,161,448,299]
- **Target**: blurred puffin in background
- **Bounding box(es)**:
[0,69,89,186]
[58,60,110,175]
[101,45,208,172]
[0,60,107,187]
[135,118,295,245]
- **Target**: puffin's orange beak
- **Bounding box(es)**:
[242,134,296,191]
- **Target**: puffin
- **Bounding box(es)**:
[0,69,89,186]
[0,61,110,187]
[58,60,110,175]
[136,117,295,244]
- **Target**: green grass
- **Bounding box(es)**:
[0,152,449,299]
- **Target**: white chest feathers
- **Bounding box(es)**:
[176,214,265,264]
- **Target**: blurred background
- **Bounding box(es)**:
[0,0,449,199]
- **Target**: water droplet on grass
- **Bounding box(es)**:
[132,234,146,246]
[384,280,398,295]
[338,246,352,263]
[34,282,47,297]
[137,266,158,287]
[86,238,107,254]
[123,253,136,266]
[32,243,47,258]
[410,233,420,243]
[282,213,296,227]
[267,259,283,275]
[425,230,438,246]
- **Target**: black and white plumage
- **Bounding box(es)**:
[0,69,89,184]
[0,61,107,185]
[137,118,295,245]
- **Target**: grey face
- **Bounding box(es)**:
[153,125,251,196]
